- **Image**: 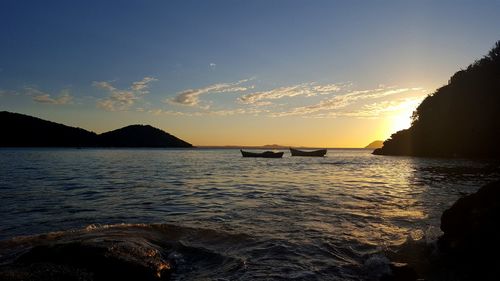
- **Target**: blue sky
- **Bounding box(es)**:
[1,0,500,146]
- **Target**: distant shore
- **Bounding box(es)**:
[195,146,370,150]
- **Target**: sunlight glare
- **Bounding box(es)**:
[386,98,423,135]
[390,113,412,133]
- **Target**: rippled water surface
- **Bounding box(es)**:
[1,148,499,280]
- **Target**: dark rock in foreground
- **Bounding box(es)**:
[436,180,500,280]
[0,224,246,281]
[0,237,172,281]
[380,180,500,281]
[439,181,500,254]
[380,262,418,281]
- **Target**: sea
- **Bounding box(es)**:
[1,148,499,280]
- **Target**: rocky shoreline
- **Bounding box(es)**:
[382,180,500,281]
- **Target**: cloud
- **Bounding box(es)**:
[205,107,265,116]
[33,93,72,105]
[96,91,138,111]
[345,96,426,118]
[271,86,425,117]
[131,77,157,93]
[148,109,191,116]
[92,81,116,92]
[312,83,345,93]
[0,89,21,97]
[147,81,425,120]
[238,82,344,104]
[148,107,265,117]
[25,87,73,105]
[94,77,157,111]
[168,79,251,107]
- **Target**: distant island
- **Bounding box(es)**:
[374,41,500,158]
[0,111,192,148]
[364,140,383,149]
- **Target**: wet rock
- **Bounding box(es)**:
[437,180,500,280]
[439,180,500,254]
[0,240,173,281]
[0,263,93,281]
[379,262,418,281]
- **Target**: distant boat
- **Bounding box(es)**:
[290,148,327,157]
[240,150,284,158]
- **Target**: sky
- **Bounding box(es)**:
[1,0,500,147]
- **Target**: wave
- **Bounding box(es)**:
[362,226,482,281]
[1,222,468,280]
[0,223,248,281]
[0,223,389,281]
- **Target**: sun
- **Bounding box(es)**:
[385,98,423,136]
[389,113,412,133]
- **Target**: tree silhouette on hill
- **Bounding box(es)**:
[374,41,500,158]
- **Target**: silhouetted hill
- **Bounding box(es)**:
[0,111,192,148]
[0,111,98,147]
[98,125,192,147]
[374,41,500,158]
[364,140,383,149]
[261,144,288,149]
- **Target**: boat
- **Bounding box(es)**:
[290,148,327,157]
[240,150,284,158]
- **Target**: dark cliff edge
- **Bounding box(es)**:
[0,111,192,148]
[374,41,500,158]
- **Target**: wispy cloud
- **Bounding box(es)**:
[131,77,157,93]
[148,108,191,116]
[114,80,426,120]
[93,81,116,92]
[33,93,72,105]
[147,106,265,117]
[294,96,426,119]
[346,97,425,118]
[94,77,157,111]
[205,107,265,116]
[238,82,344,104]
[272,87,424,117]
[168,79,251,107]
[25,87,73,105]
[0,89,23,97]
[157,82,425,119]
